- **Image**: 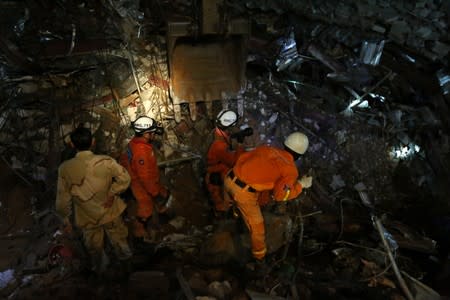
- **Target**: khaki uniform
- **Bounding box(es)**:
[56,151,132,271]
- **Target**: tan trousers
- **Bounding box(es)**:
[82,216,132,272]
[223,175,267,260]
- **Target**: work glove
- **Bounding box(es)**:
[298,175,313,189]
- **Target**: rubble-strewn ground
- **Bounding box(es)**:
[1,0,450,299]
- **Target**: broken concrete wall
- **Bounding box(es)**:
[0,1,450,298]
[242,0,449,65]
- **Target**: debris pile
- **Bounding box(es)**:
[0,0,449,299]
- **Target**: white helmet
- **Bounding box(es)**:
[132,116,157,134]
[284,132,309,155]
[216,109,238,129]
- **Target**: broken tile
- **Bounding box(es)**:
[388,20,411,44]
[415,26,433,39]
[436,69,450,95]
[371,24,386,34]
[432,41,450,59]
[360,40,385,66]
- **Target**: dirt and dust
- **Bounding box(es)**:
[1,1,450,299]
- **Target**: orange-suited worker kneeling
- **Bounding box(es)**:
[205,110,245,214]
[120,116,171,239]
[223,132,313,261]
[56,125,132,274]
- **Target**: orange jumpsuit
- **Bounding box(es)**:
[205,128,243,212]
[121,137,166,236]
[223,145,303,260]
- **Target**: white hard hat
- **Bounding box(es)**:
[284,132,309,155]
[216,109,238,129]
[132,116,157,134]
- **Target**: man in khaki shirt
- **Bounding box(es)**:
[56,125,132,273]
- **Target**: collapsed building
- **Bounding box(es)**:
[0,0,449,299]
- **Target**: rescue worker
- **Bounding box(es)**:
[55,125,132,274]
[120,116,170,239]
[223,132,313,261]
[205,109,245,215]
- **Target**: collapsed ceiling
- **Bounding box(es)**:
[0,0,449,299]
